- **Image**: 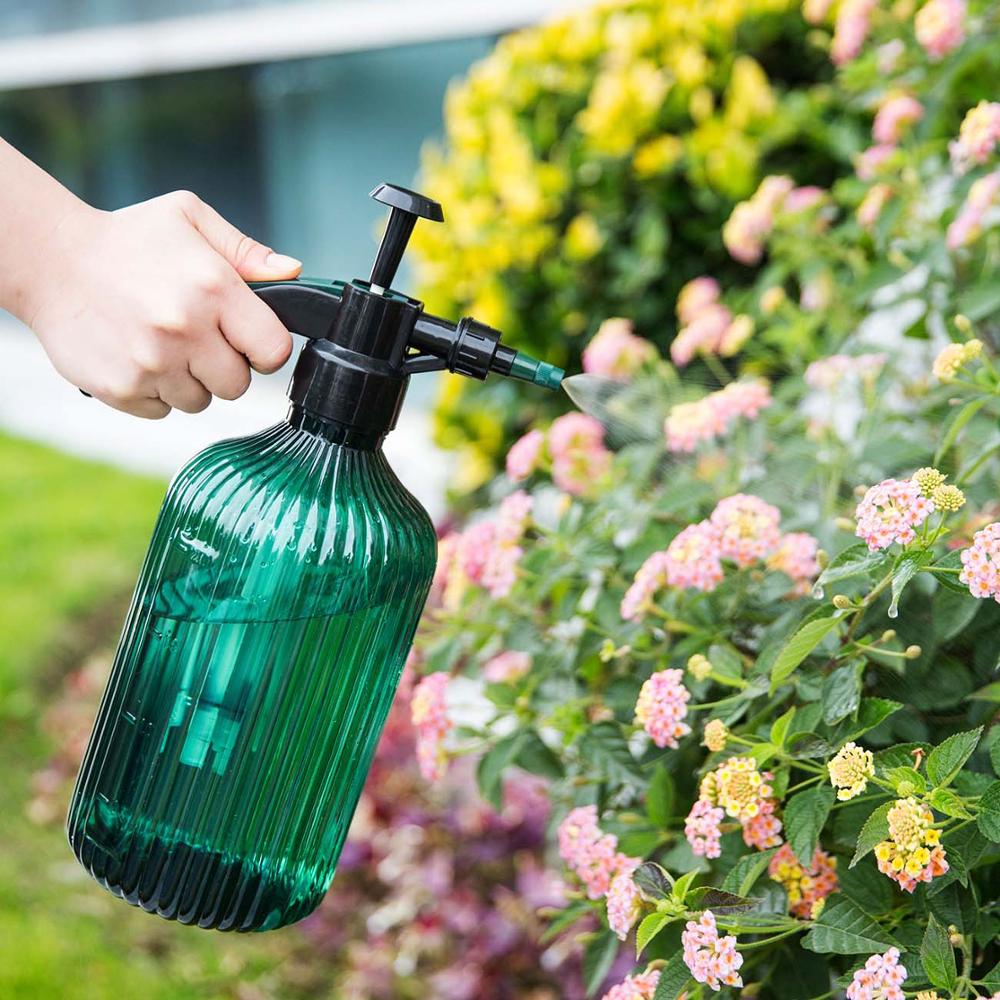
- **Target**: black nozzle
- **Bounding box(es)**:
[369,183,443,292]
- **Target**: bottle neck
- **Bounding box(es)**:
[286,405,385,451]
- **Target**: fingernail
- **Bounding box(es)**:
[266,252,302,270]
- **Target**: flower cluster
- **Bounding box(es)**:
[949,100,1000,173]
[961,521,1000,601]
[703,719,728,752]
[695,756,783,850]
[710,493,782,566]
[681,910,744,991]
[768,843,839,918]
[606,860,643,939]
[805,353,886,390]
[915,0,966,59]
[722,174,794,264]
[767,532,821,595]
[439,491,534,602]
[831,0,877,65]
[932,338,983,381]
[671,276,753,365]
[600,969,661,1000]
[634,668,691,748]
[557,805,637,900]
[846,948,908,1000]
[623,494,818,616]
[854,475,935,551]
[873,94,923,145]
[482,650,532,684]
[874,797,949,892]
[583,318,657,380]
[948,171,1000,249]
[411,672,452,782]
[685,798,725,859]
[828,742,875,800]
[548,413,613,495]
[505,428,545,481]
[664,379,772,453]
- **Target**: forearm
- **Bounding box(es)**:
[0,137,90,323]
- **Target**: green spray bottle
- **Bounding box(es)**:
[66,183,563,932]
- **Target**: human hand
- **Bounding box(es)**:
[23,190,301,418]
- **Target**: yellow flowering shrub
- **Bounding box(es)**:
[411,0,851,487]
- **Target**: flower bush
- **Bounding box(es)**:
[411,0,853,491]
[410,3,1000,997]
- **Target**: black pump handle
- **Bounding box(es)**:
[249,280,344,341]
[369,183,443,292]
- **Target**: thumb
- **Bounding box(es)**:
[179,193,302,280]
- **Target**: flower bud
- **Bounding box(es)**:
[905,645,922,659]
[833,594,853,609]
[835,516,856,532]
[881,629,897,642]
[816,548,829,570]
[954,313,971,333]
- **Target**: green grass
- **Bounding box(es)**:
[0,434,326,1000]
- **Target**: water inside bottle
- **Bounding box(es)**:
[69,594,406,931]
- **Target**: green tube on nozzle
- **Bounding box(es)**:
[509,351,565,390]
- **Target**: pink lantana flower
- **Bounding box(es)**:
[606,859,643,939]
[710,493,782,567]
[960,522,1000,600]
[411,672,452,782]
[685,798,725,858]
[947,170,1000,249]
[600,970,661,1000]
[915,0,966,60]
[548,412,612,496]
[482,650,532,684]
[831,0,877,65]
[846,947,907,1000]
[682,910,744,991]
[506,428,545,482]
[583,318,656,379]
[873,94,923,145]
[855,477,935,551]
[634,668,691,748]
[767,531,821,595]
[950,101,1000,173]
[557,805,637,900]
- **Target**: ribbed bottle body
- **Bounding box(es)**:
[67,417,437,931]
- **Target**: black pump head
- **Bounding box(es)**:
[368,183,443,293]
[249,181,563,445]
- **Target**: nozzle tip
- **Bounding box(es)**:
[535,361,565,390]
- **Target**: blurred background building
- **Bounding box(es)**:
[0,0,583,514]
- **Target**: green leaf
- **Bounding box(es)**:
[686,887,759,915]
[770,707,796,748]
[929,548,971,594]
[636,911,671,957]
[991,736,1000,778]
[515,729,564,779]
[540,902,591,944]
[850,802,892,868]
[476,731,525,809]
[921,914,957,991]
[785,784,834,863]
[788,733,835,759]
[634,861,673,901]
[843,699,902,742]
[817,543,887,587]
[976,781,1000,843]
[822,663,862,725]
[770,616,843,691]
[579,721,645,786]
[671,869,700,902]
[926,727,983,788]
[721,847,780,896]
[884,766,926,796]
[934,397,987,465]
[971,681,1000,703]
[888,550,933,617]
[647,765,675,829]
[928,787,972,819]
[583,928,619,998]
[652,954,693,1000]
[982,958,1000,991]
[801,897,899,955]
[958,276,1000,321]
